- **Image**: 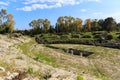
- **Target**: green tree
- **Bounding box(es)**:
[43,19,50,33]
[0,9,7,25]
[103,17,116,31]
[0,9,15,33]
[91,19,100,31]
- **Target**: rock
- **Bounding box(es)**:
[49,78,59,80]
[6,72,19,80]
[0,77,4,80]
[23,76,39,80]
[50,69,77,80]
[0,67,5,72]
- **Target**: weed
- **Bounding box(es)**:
[77,75,84,80]
[16,56,24,60]
[27,67,33,74]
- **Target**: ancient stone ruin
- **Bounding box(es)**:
[64,48,94,57]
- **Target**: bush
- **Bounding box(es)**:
[27,67,33,74]
[92,31,102,35]
[117,35,120,39]
[93,34,101,39]
[71,34,80,38]
[82,34,91,38]
[12,33,22,37]
[60,35,70,39]
[105,34,113,40]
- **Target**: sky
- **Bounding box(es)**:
[0,0,120,30]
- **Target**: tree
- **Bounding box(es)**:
[103,17,116,31]
[43,19,50,33]
[0,9,7,25]
[38,19,44,29]
[29,18,51,34]
[4,14,15,33]
[116,23,120,31]
[74,18,82,32]
[29,20,39,29]
[98,19,104,31]
[56,16,66,32]
[56,16,77,33]
[85,19,91,31]
[91,19,100,31]
[0,9,15,33]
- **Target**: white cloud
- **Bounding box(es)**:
[23,0,83,5]
[17,0,102,11]
[17,0,83,11]
[87,0,100,2]
[81,9,87,12]
[17,3,62,11]
[0,1,9,6]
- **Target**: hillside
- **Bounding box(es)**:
[0,34,120,80]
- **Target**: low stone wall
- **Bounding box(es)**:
[65,48,94,57]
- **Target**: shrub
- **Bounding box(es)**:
[71,34,80,38]
[12,33,22,37]
[117,35,120,39]
[101,31,108,37]
[82,34,91,38]
[92,32,102,35]
[105,34,113,40]
[116,32,120,35]
[60,35,70,39]
[93,34,101,39]
[27,67,33,74]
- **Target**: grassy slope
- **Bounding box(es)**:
[18,37,120,80]
[50,44,120,80]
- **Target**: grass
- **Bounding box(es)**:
[77,75,84,80]
[27,67,34,74]
[17,36,120,80]
[0,61,7,68]
[35,53,56,64]
[48,44,120,80]
[16,56,24,60]
[18,38,35,54]
[18,38,56,64]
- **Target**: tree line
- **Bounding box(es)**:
[29,16,120,35]
[0,9,120,35]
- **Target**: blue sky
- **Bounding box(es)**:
[0,0,120,30]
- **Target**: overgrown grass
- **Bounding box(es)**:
[35,53,56,64]
[18,38,56,64]
[48,44,120,80]
[18,38,35,54]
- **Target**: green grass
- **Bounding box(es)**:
[35,53,56,63]
[17,35,120,80]
[18,38,35,54]
[18,38,56,64]
[27,67,34,74]
[48,44,120,80]
[77,75,84,80]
